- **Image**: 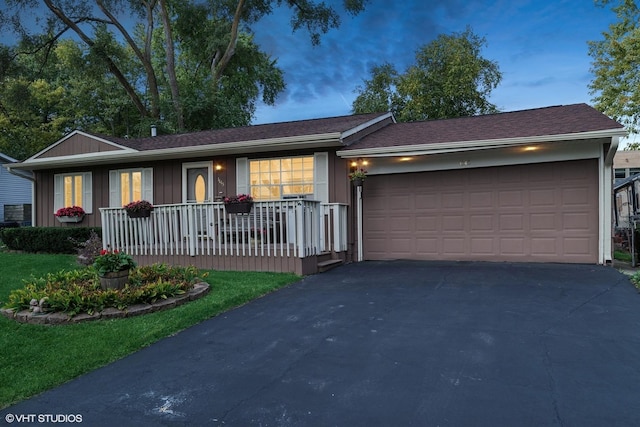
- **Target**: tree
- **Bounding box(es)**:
[353,27,502,122]
[589,0,640,133]
[1,0,365,132]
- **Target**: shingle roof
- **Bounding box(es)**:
[342,104,625,151]
[97,112,387,151]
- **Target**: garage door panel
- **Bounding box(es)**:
[500,237,526,255]
[530,189,556,207]
[391,216,412,231]
[531,238,556,255]
[563,213,590,230]
[471,238,495,254]
[416,216,438,231]
[469,214,493,231]
[562,188,590,205]
[416,238,438,254]
[563,237,593,255]
[416,194,438,209]
[390,195,411,209]
[443,238,465,254]
[363,159,598,263]
[530,213,557,231]
[442,192,464,208]
[469,192,493,208]
[442,215,465,231]
[499,190,524,208]
[499,214,524,231]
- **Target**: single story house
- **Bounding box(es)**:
[6,103,626,274]
[0,152,33,225]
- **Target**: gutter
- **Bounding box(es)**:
[3,163,35,182]
[604,135,621,166]
[337,128,628,158]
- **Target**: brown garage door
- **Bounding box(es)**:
[363,159,599,263]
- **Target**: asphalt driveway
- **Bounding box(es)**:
[3,261,640,426]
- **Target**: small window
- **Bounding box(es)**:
[109,168,153,207]
[615,169,627,179]
[54,172,92,213]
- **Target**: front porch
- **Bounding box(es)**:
[99,200,349,275]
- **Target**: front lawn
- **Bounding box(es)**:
[0,252,299,409]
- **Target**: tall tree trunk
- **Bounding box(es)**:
[95,0,161,120]
[158,0,184,131]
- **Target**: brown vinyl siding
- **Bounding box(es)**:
[36,134,123,159]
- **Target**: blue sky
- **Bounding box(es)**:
[251,0,616,125]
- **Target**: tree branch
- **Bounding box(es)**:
[42,0,149,118]
[213,0,245,83]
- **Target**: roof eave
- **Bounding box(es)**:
[10,133,343,170]
[337,128,628,158]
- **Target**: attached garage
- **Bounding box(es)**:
[338,104,627,265]
[363,159,599,263]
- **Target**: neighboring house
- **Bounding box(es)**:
[614,174,640,230]
[7,104,625,273]
[613,149,640,183]
[0,152,33,224]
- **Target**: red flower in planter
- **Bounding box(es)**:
[55,206,86,217]
[223,194,254,204]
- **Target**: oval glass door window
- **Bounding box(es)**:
[195,174,206,203]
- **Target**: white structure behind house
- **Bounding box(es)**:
[614,150,640,182]
[0,153,34,224]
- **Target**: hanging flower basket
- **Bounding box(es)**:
[124,200,154,218]
[224,194,254,214]
[225,202,253,214]
[127,209,152,218]
[349,167,367,187]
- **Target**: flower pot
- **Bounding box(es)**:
[225,202,253,214]
[99,269,130,290]
[56,215,84,223]
[352,178,364,187]
[127,209,152,218]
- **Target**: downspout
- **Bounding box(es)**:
[357,185,363,262]
[601,137,620,265]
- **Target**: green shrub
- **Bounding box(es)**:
[4,263,206,316]
[630,271,640,291]
[0,227,101,253]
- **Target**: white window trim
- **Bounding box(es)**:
[109,168,153,207]
[237,153,329,203]
[53,172,93,214]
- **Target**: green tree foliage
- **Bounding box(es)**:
[0,0,366,159]
[589,0,640,133]
[353,27,502,122]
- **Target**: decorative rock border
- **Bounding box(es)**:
[0,282,210,325]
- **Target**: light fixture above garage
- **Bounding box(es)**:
[523,146,539,151]
[399,157,413,162]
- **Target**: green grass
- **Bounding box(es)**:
[614,249,633,262]
[0,252,299,409]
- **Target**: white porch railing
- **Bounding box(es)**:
[99,200,348,258]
